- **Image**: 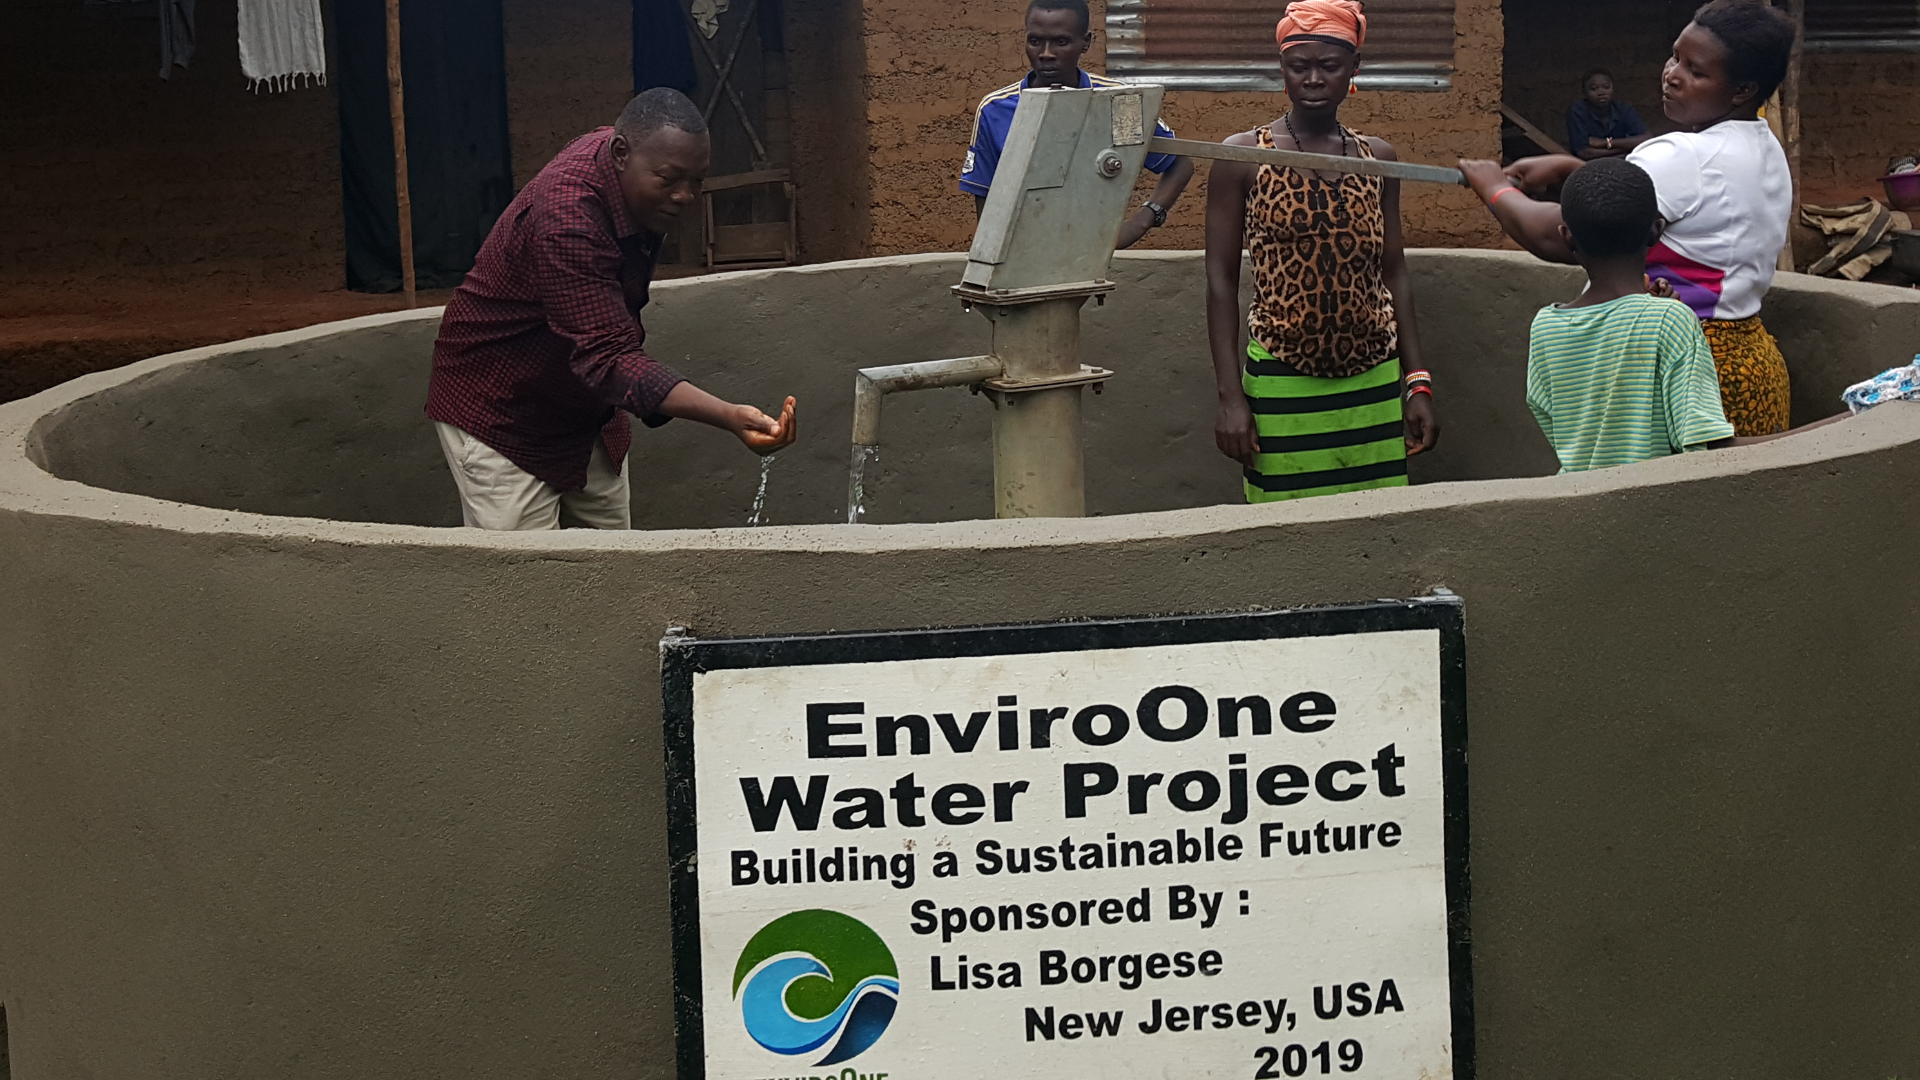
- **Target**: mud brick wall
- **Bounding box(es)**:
[13,0,1918,283]
[850,0,1508,256]
[0,0,345,286]
[0,0,671,287]
[504,0,636,191]
[1798,51,1920,206]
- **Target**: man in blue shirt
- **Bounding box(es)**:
[1566,68,1650,161]
[959,0,1195,249]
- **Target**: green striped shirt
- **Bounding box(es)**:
[1527,294,1734,473]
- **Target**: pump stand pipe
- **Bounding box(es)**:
[977,297,1098,520]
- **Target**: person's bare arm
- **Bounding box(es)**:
[1117,156,1197,249]
[1506,154,1586,196]
[974,195,985,218]
[1459,158,1577,265]
[659,384,798,455]
[1371,139,1438,455]
[1206,136,1260,468]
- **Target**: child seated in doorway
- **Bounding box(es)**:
[1524,158,1737,472]
[1566,68,1649,161]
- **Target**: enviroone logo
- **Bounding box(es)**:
[734,909,901,1065]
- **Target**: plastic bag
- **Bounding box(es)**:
[1841,359,1920,414]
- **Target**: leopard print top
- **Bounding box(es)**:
[1244,124,1399,378]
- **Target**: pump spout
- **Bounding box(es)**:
[849,355,1003,447]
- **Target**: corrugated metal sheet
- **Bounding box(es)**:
[1107,0,1454,66]
[1806,0,1919,36]
[1804,0,1920,48]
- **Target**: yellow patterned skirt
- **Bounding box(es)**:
[1700,315,1791,436]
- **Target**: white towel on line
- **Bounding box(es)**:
[238,0,327,93]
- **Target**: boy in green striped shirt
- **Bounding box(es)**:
[1522,157,1735,472]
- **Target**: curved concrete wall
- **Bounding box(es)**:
[30,251,1918,531]
[4,253,1920,1080]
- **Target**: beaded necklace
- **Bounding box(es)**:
[1283,112,1353,215]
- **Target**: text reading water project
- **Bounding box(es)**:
[661,603,1470,1080]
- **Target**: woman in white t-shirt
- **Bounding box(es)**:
[1458,0,1798,436]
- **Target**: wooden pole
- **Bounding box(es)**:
[1498,103,1570,158]
[1781,0,1805,273]
[385,0,417,307]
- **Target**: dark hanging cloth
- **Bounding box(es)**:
[84,0,188,73]
[158,0,194,78]
[335,0,515,292]
[633,0,697,94]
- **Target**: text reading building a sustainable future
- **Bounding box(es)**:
[662,603,1471,1080]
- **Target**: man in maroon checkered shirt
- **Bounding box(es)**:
[426,89,797,530]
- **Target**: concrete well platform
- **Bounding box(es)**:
[2,250,1919,1079]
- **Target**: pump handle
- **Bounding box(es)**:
[1148,136,1467,187]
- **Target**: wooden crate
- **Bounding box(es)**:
[703,169,796,269]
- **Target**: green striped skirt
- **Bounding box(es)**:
[1242,341,1407,503]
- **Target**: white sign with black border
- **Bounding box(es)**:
[662,602,1471,1080]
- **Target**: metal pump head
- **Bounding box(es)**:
[960,84,1167,299]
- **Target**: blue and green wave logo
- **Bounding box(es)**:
[733,909,899,1065]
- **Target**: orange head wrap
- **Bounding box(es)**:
[1275,0,1367,52]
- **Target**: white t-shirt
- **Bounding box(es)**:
[1627,119,1791,322]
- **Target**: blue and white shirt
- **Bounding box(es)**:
[959,69,1179,197]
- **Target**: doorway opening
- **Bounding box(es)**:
[666,0,795,270]
[1501,0,1693,160]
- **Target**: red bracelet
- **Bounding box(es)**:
[1406,385,1433,400]
[1488,185,1522,208]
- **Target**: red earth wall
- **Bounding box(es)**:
[850,0,1509,256]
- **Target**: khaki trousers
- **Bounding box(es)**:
[434,422,631,530]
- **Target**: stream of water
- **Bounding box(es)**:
[846,445,877,524]
[746,454,775,526]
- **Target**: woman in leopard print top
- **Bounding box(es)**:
[1205,0,1439,503]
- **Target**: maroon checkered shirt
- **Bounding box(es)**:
[426,128,685,492]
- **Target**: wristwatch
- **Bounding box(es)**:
[1143,200,1168,228]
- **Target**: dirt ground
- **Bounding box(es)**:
[0,273,458,405]
[0,262,741,406]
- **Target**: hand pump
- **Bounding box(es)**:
[846,86,1464,522]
